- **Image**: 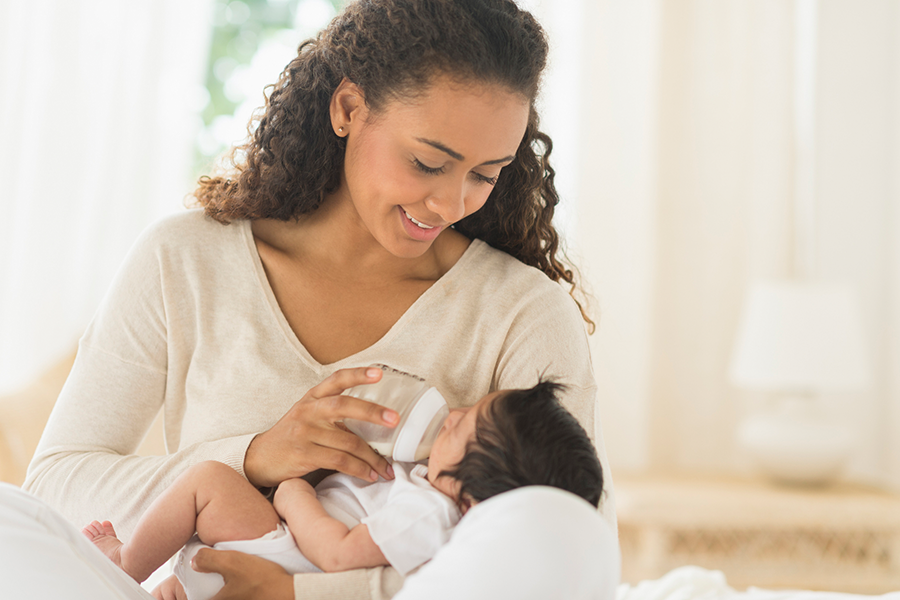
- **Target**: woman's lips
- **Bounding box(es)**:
[399,207,443,241]
[404,209,435,229]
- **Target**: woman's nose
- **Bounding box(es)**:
[425,179,467,224]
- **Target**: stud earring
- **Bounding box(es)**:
[338,126,345,133]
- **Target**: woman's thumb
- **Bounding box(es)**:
[191,548,229,575]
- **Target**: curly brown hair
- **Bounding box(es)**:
[193,0,594,331]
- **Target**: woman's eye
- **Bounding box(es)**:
[413,158,445,175]
[413,158,498,186]
[472,172,499,186]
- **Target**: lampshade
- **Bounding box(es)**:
[729,281,871,393]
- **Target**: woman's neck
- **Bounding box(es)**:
[250,196,467,285]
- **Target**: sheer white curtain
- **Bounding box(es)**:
[534,0,900,489]
[526,0,665,471]
[0,0,213,394]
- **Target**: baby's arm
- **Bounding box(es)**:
[273,478,388,573]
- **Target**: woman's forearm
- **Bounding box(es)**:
[23,342,255,539]
[25,434,257,541]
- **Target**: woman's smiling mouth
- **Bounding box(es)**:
[399,207,443,242]
[403,209,436,229]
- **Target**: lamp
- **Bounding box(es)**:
[729,281,871,485]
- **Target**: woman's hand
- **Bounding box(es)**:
[192,549,293,600]
[244,366,398,488]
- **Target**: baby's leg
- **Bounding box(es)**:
[83,460,280,583]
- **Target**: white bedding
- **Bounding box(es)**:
[619,566,900,600]
[4,478,895,600]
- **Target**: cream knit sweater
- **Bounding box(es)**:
[24,209,615,599]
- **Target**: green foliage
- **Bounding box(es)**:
[195,0,346,176]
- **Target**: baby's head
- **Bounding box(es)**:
[426,380,604,512]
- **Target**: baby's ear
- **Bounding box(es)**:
[459,493,477,515]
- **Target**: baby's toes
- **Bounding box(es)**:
[100,520,117,538]
[81,520,103,539]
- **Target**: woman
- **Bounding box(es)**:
[23,0,616,598]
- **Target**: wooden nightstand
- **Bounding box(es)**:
[615,473,900,593]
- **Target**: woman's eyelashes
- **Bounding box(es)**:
[475,172,499,186]
[413,158,445,176]
[412,158,499,186]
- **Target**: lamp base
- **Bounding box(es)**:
[737,397,855,486]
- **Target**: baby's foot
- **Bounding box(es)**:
[82,520,128,576]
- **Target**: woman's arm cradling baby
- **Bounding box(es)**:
[274,478,388,573]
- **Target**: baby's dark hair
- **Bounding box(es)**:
[440,380,604,509]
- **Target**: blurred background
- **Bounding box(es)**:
[3,0,900,591]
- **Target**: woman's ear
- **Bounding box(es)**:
[330,78,367,137]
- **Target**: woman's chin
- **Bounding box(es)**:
[383,238,438,260]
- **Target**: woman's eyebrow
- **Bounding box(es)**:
[416,137,515,166]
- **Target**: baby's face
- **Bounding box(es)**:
[426,390,502,500]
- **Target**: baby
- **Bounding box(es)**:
[83,380,604,600]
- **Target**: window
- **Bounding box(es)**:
[195,0,348,176]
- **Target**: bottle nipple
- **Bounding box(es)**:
[392,387,448,462]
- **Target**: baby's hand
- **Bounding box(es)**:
[273,478,316,515]
[151,574,187,600]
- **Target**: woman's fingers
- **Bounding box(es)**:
[313,416,395,480]
[310,367,400,427]
[306,438,390,482]
[323,394,401,428]
[316,426,379,457]
[192,549,293,600]
[309,366,382,399]
[244,367,400,486]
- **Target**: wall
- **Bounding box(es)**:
[555,0,900,488]
[815,0,898,484]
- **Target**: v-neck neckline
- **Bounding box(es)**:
[240,220,483,370]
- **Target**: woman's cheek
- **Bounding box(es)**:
[463,189,493,218]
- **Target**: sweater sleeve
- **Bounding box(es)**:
[492,281,618,535]
[493,282,596,434]
[22,219,256,540]
[293,567,405,600]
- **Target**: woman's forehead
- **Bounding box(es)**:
[370,78,529,158]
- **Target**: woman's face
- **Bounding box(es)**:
[334,77,530,259]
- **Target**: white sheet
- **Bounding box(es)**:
[617,566,900,600]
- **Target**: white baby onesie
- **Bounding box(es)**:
[175,463,461,600]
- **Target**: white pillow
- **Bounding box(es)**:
[394,485,620,600]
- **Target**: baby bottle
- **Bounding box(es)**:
[343,364,449,462]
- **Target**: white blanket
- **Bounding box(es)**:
[396,485,621,600]
[618,566,900,600]
[3,480,892,600]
